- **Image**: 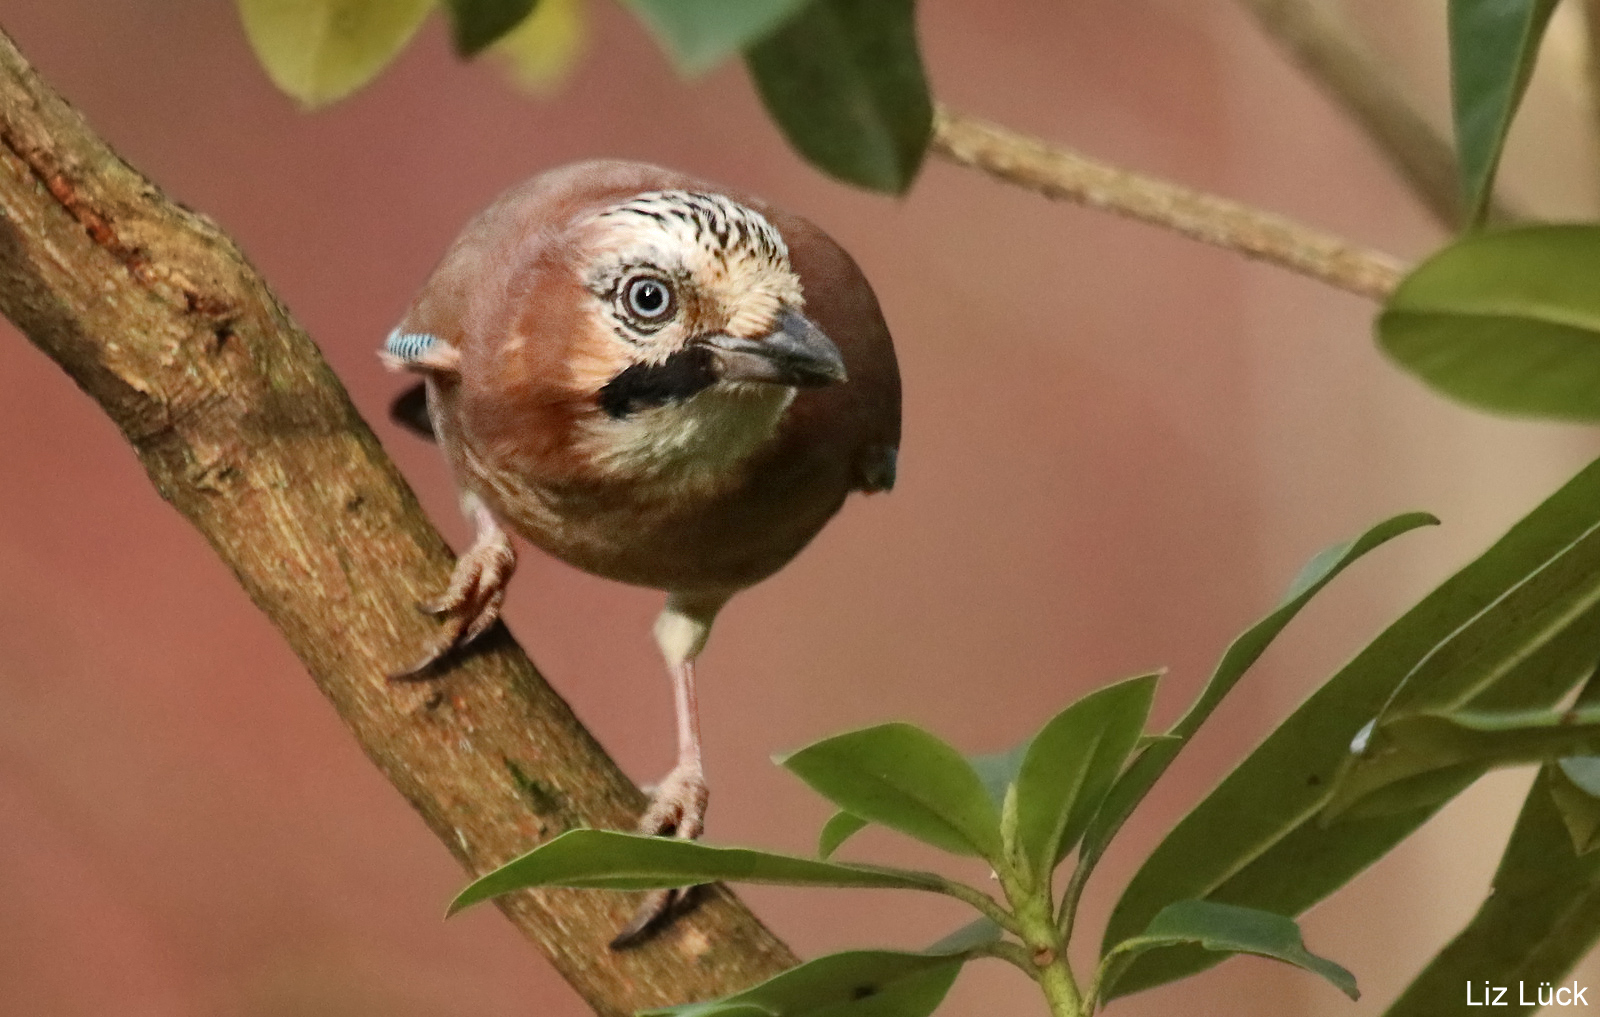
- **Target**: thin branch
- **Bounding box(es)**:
[930,106,1406,301]
[1582,0,1600,177]
[0,26,794,1017]
[1235,0,1522,229]
[1235,0,1464,229]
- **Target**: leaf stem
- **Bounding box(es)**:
[929,105,1406,301]
[1057,853,1092,942]
[966,938,1042,977]
[927,875,1026,937]
[1082,951,1123,1015]
[997,865,1084,1017]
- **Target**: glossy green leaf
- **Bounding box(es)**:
[1375,515,1600,718]
[780,723,1002,860]
[1448,0,1557,225]
[1378,226,1600,421]
[1081,514,1435,872]
[643,949,965,1017]
[448,829,945,915]
[1013,674,1157,879]
[1106,462,1600,999]
[1326,707,1600,819]
[236,0,431,107]
[442,0,537,55]
[818,811,869,859]
[1384,766,1600,1016]
[1464,614,1600,713]
[1550,758,1600,855]
[1099,901,1358,1006]
[623,0,812,75]
[745,0,931,193]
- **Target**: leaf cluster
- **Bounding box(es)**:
[453,515,1437,1015]
[235,0,929,191]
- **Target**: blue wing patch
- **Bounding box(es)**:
[384,330,443,364]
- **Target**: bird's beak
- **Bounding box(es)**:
[702,309,848,387]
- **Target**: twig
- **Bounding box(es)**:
[930,106,1407,302]
[1582,0,1600,180]
[1235,0,1526,229]
[0,25,794,1017]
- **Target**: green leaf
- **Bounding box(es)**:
[968,740,1031,810]
[1550,758,1600,854]
[1099,901,1358,1005]
[780,723,1002,860]
[818,811,869,859]
[235,0,431,107]
[745,0,931,193]
[1448,0,1557,225]
[1325,706,1600,819]
[1081,514,1435,871]
[1384,766,1600,1016]
[1378,225,1600,421]
[643,950,963,1017]
[1105,463,1600,999]
[443,0,537,56]
[623,0,813,76]
[923,916,1004,956]
[448,829,945,915]
[1013,674,1157,879]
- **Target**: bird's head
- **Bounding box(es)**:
[570,190,847,420]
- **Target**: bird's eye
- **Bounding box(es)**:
[623,275,675,322]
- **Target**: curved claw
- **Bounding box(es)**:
[389,504,515,682]
[610,763,709,949]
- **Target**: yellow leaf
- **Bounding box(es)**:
[490,0,587,95]
[237,0,432,108]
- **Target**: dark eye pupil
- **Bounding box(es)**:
[628,279,668,317]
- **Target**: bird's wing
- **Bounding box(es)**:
[758,204,902,497]
[390,381,435,440]
[380,328,461,441]
[856,444,897,493]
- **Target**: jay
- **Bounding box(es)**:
[382,160,901,941]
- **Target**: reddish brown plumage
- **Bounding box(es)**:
[396,160,900,596]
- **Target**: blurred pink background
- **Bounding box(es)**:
[3,1,1598,1014]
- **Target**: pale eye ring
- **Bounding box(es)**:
[623,275,675,322]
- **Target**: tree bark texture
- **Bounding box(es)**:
[0,24,794,1017]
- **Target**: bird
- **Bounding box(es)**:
[381,161,901,944]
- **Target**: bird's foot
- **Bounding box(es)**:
[610,762,709,948]
[389,528,516,682]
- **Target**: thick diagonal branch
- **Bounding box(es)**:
[0,25,793,1017]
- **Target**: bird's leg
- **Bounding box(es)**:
[638,657,708,837]
[612,592,727,947]
[390,491,516,681]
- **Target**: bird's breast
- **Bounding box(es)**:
[457,383,849,593]
[577,382,796,494]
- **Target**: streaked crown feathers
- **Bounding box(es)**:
[580,190,804,347]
